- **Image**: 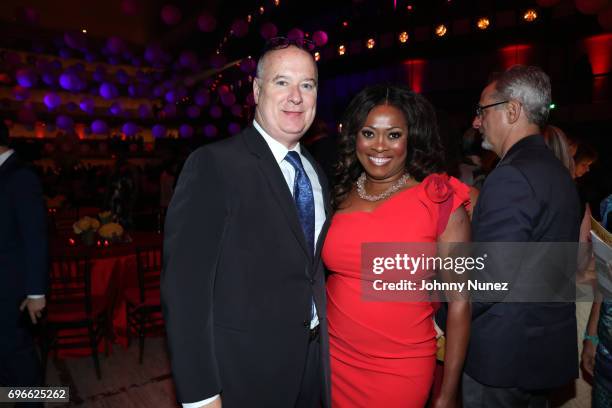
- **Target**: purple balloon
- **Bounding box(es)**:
[203,124,218,138]
[56,115,74,130]
[152,124,166,138]
[12,86,30,101]
[228,122,241,135]
[79,97,95,114]
[186,105,201,118]
[163,104,177,118]
[231,19,249,38]
[93,66,107,82]
[179,51,198,70]
[50,60,63,71]
[107,37,125,54]
[16,68,37,88]
[287,28,305,41]
[210,54,227,69]
[221,92,236,107]
[44,92,62,110]
[144,44,164,64]
[122,122,139,136]
[230,104,243,117]
[260,22,278,40]
[240,57,257,73]
[59,48,73,58]
[161,4,182,25]
[41,71,57,86]
[64,31,87,50]
[121,0,138,15]
[165,90,178,104]
[179,124,194,138]
[115,69,129,84]
[197,13,216,32]
[109,102,123,116]
[16,6,40,25]
[312,31,329,47]
[99,82,119,99]
[138,104,152,118]
[194,89,210,106]
[91,119,108,134]
[59,71,81,91]
[209,105,222,119]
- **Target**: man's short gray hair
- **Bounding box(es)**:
[491,65,551,128]
[255,45,318,81]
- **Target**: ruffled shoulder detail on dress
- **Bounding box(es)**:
[420,173,469,208]
[418,173,470,236]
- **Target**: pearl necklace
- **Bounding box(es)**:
[356,172,410,202]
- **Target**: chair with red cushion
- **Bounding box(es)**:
[42,255,110,379]
[126,245,164,363]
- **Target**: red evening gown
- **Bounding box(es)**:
[322,174,469,408]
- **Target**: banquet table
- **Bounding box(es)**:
[49,231,163,356]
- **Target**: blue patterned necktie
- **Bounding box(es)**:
[285,151,318,327]
[285,151,315,254]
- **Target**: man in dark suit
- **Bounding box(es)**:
[162,40,330,408]
[463,65,581,407]
[0,119,48,398]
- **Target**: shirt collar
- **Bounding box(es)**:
[253,120,302,165]
[0,149,14,167]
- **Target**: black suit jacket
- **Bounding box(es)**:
[0,153,48,348]
[465,135,581,390]
[161,127,332,407]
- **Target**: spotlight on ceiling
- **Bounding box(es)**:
[435,24,447,37]
[523,9,538,22]
[366,38,376,49]
[476,17,490,30]
[314,51,321,62]
[398,31,409,43]
[338,45,346,56]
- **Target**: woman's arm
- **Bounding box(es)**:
[433,206,471,408]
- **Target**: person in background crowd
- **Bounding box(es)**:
[463,65,581,407]
[0,119,48,407]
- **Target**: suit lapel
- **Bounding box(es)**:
[0,153,19,179]
[242,127,312,258]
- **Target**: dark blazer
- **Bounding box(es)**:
[161,127,332,407]
[465,135,581,390]
[0,153,48,344]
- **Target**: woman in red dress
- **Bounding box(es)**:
[322,84,471,407]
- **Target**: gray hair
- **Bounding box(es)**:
[491,65,551,128]
[255,45,318,81]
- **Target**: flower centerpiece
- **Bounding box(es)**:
[72,216,100,246]
[98,222,125,243]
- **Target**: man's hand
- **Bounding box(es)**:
[19,297,46,324]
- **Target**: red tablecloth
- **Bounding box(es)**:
[49,232,163,356]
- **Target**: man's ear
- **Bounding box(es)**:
[253,78,261,104]
[506,100,521,124]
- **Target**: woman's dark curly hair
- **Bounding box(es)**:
[332,84,445,209]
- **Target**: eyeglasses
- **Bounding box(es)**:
[475,100,509,117]
[263,36,316,53]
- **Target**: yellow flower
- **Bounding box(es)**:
[73,216,100,234]
[98,222,124,239]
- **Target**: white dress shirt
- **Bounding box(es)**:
[183,123,326,408]
[0,149,44,300]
